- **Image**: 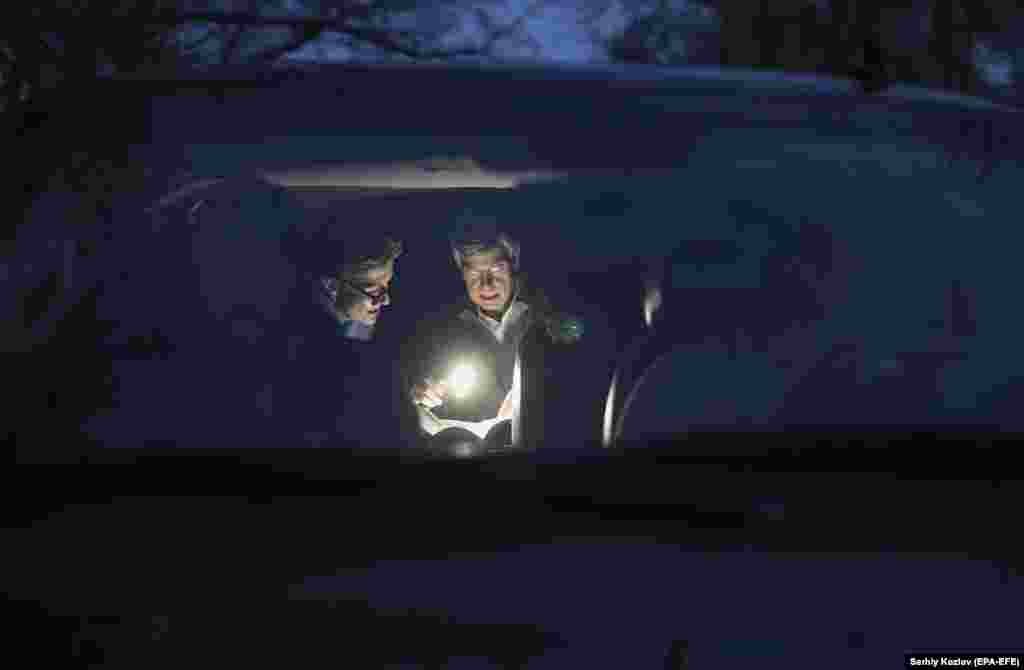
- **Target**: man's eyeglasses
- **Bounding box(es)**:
[465,262,511,285]
[344,280,390,305]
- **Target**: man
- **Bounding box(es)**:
[408,220,542,448]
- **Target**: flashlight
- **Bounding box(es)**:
[445,362,478,400]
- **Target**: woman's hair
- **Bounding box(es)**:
[336,237,404,284]
[320,237,403,317]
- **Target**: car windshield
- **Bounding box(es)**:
[55,67,1022,451]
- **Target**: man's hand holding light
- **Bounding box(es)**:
[411,377,449,409]
[412,362,479,408]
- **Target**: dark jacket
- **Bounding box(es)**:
[412,299,536,424]
[268,286,414,448]
[407,278,559,426]
[84,177,413,448]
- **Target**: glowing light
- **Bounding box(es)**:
[603,371,618,448]
[644,283,662,329]
[446,362,478,400]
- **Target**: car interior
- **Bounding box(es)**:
[9,64,1023,670]
[75,126,1024,451]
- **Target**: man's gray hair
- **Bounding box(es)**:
[450,219,521,272]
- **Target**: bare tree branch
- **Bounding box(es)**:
[179,2,548,54]
[222,23,247,64]
[253,22,326,62]
[341,23,466,59]
[142,9,376,29]
[136,2,549,64]
[6,0,559,73]
[178,25,220,53]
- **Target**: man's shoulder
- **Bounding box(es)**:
[508,299,534,321]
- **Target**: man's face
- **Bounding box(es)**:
[462,248,514,316]
[344,260,394,326]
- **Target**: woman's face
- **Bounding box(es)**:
[342,260,395,326]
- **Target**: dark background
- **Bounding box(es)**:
[5,3,1024,667]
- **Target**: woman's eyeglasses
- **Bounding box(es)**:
[344,280,390,305]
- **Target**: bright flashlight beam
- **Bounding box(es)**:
[446,363,478,400]
[644,284,662,329]
[603,371,618,448]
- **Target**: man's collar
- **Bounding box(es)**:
[475,304,507,326]
[462,298,529,344]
